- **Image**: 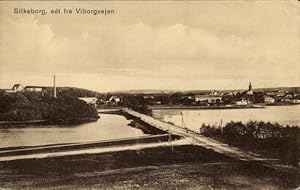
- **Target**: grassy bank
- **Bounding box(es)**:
[0,145,298,189]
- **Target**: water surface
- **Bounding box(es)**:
[0,114,146,148]
[152,105,300,132]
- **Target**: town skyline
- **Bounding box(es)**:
[2,78,300,94]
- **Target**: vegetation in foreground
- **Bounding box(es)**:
[0,145,298,189]
[200,121,300,166]
[0,91,98,123]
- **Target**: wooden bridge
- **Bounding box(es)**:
[123,108,273,162]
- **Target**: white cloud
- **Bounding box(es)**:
[0,0,298,91]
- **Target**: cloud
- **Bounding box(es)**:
[0,0,298,91]
[1,10,298,72]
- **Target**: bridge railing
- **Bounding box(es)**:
[0,134,181,157]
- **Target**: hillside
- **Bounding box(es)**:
[0,90,99,124]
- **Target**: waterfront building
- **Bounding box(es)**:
[235,99,250,105]
[291,99,300,104]
[195,95,222,104]
[264,96,275,104]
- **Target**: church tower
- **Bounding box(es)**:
[248,82,252,92]
[247,81,253,95]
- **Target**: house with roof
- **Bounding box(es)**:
[264,96,275,104]
[3,84,24,93]
[78,97,98,107]
[195,95,222,104]
[108,96,121,103]
[12,84,24,92]
[107,96,121,106]
[234,98,251,106]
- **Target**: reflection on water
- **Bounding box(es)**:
[0,114,147,148]
[152,105,300,132]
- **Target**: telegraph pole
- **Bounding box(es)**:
[220,118,223,137]
[54,75,57,98]
[168,125,174,152]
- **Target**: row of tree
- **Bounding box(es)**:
[0,91,98,122]
[200,121,299,166]
[122,95,151,115]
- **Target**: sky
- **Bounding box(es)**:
[0,1,299,92]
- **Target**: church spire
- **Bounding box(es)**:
[249,81,252,91]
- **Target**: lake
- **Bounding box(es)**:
[2,106,299,148]
[0,114,147,148]
[152,105,300,132]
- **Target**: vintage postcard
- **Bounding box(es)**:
[0,0,299,189]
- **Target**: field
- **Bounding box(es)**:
[0,145,298,189]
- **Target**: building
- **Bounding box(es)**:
[266,92,276,96]
[3,89,15,93]
[275,92,286,97]
[291,99,300,104]
[246,82,253,95]
[24,86,45,92]
[209,90,223,96]
[108,96,121,103]
[195,95,222,104]
[12,84,24,92]
[78,97,98,107]
[3,84,24,93]
[106,96,121,106]
[264,96,275,104]
[235,99,250,106]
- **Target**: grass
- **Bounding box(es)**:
[0,145,299,189]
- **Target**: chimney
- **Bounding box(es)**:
[54,75,57,98]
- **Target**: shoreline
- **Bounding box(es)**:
[0,117,99,127]
[121,110,168,135]
[149,105,265,110]
[0,134,181,157]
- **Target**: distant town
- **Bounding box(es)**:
[2,82,300,109]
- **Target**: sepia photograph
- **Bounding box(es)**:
[0,0,299,189]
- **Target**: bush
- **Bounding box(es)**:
[123,95,151,115]
[200,121,299,166]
